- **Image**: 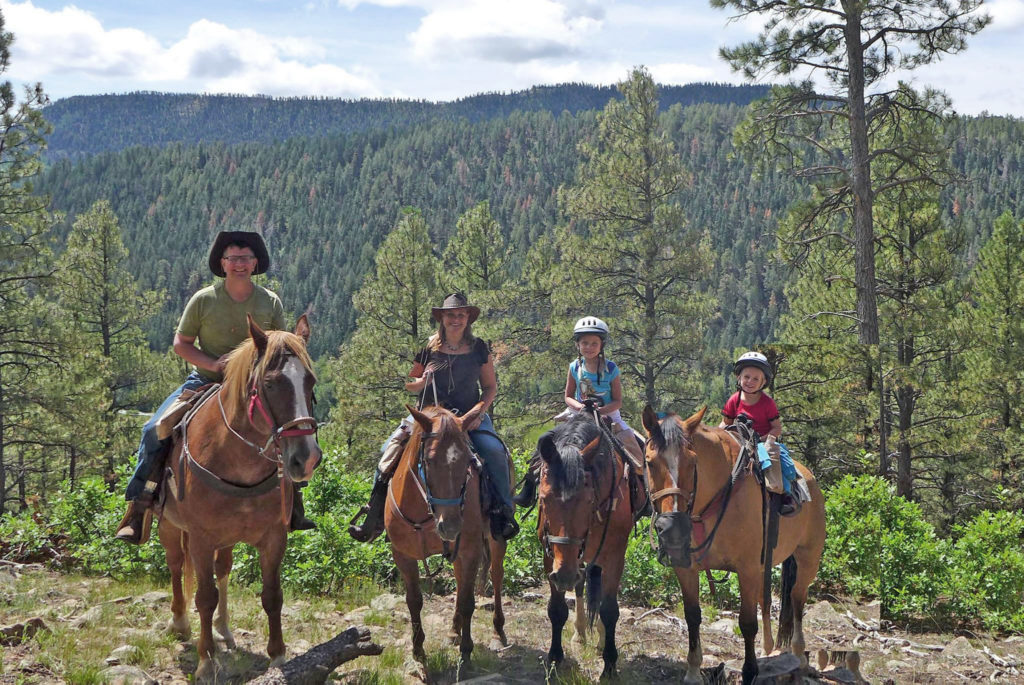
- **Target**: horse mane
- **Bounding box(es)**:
[660,413,688,450]
[546,414,606,499]
[221,330,315,412]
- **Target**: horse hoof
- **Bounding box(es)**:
[489,637,508,650]
[213,626,236,650]
[269,655,286,669]
[167,616,190,640]
[195,658,217,683]
[599,667,618,681]
[447,631,460,646]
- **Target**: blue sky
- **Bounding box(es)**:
[2,0,1022,116]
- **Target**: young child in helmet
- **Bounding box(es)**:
[515,316,648,516]
[718,351,799,506]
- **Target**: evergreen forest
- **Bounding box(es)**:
[4,5,1024,657]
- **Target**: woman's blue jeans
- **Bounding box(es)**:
[125,372,207,500]
[380,413,513,508]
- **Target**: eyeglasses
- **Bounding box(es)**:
[222,255,256,264]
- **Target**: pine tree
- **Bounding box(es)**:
[326,208,441,459]
[714,0,989,344]
[559,67,715,412]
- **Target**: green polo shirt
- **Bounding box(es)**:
[176,281,286,381]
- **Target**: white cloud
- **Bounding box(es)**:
[0,0,381,96]
[986,0,1024,31]
[409,0,604,62]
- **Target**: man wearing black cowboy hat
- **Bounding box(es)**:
[115,231,315,543]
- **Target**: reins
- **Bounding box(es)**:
[177,354,317,526]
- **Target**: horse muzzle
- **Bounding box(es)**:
[285,444,321,483]
[549,564,583,593]
[653,511,693,568]
[434,510,463,542]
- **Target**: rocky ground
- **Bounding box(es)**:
[1,562,1022,684]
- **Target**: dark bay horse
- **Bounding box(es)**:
[535,410,633,679]
[158,315,321,682]
[641,406,826,685]
[384,404,508,664]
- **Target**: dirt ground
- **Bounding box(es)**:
[1,563,1022,684]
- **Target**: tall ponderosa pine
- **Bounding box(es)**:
[53,200,172,478]
[559,67,714,411]
[963,212,1024,512]
[327,208,441,458]
[713,0,989,344]
[0,10,57,513]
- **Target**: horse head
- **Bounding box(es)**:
[407,404,477,542]
[536,412,606,593]
[234,314,322,484]
[641,405,707,568]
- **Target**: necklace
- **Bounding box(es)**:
[443,340,463,353]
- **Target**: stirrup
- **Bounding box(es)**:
[114,501,154,545]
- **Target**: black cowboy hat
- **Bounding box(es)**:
[208,231,270,277]
[431,292,480,324]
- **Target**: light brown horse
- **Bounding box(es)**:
[384,404,508,664]
[535,409,633,679]
[158,315,321,682]
[641,406,825,685]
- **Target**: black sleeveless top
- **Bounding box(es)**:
[416,338,490,415]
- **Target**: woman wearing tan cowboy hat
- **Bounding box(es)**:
[115,231,314,543]
[349,292,519,543]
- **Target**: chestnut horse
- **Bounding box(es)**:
[535,409,632,679]
[640,406,825,685]
[384,404,508,664]
[157,315,321,682]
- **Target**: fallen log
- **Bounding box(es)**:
[246,626,383,684]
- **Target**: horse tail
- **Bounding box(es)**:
[585,563,602,628]
[181,531,195,602]
[776,554,797,649]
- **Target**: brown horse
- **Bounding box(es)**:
[157,315,321,682]
[535,409,633,679]
[384,404,508,664]
[640,406,826,685]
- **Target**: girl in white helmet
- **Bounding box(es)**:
[515,316,649,515]
[718,351,800,510]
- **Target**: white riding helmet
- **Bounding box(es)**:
[733,351,772,384]
[573,316,609,341]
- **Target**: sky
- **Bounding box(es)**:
[1,0,1022,117]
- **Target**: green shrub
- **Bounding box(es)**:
[944,510,1024,633]
[820,475,949,621]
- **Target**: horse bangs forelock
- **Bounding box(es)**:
[660,414,687,450]
[549,446,585,499]
[221,330,314,411]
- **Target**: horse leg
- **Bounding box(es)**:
[189,540,220,683]
[258,531,288,667]
[674,567,703,685]
[785,548,820,669]
[394,550,426,661]
[489,537,508,646]
[545,556,569,667]
[213,547,236,649]
[597,559,623,679]
[737,570,762,685]
[158,519,191,640]
[452,548,481,664]
[761,567,775,657]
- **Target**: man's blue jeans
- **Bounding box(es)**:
[125,372,207,500]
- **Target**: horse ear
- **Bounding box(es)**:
[580,436,601,465]
[642,405,663,442]
[682,406,708,436]
[537,431,558,463]
[406,405,434,434]
[458,406,481,433]
[293,314,311,343]
[248,313,268,355]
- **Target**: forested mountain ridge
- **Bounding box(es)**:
[36,104,1024,360]
[42,82,771,160]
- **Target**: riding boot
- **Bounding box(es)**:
[763,435,785,495]
[348,475,390,543]
[115,490,156,545]
[489,504,520,541]
[629,469,652,520]
[512,469,538,508]
[289,482,316,531]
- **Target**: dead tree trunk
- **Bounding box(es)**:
[246,626,382,684]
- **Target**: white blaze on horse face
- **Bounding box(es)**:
[445,441,464,466]
[667,444,682,512]
[282,356,311,420]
